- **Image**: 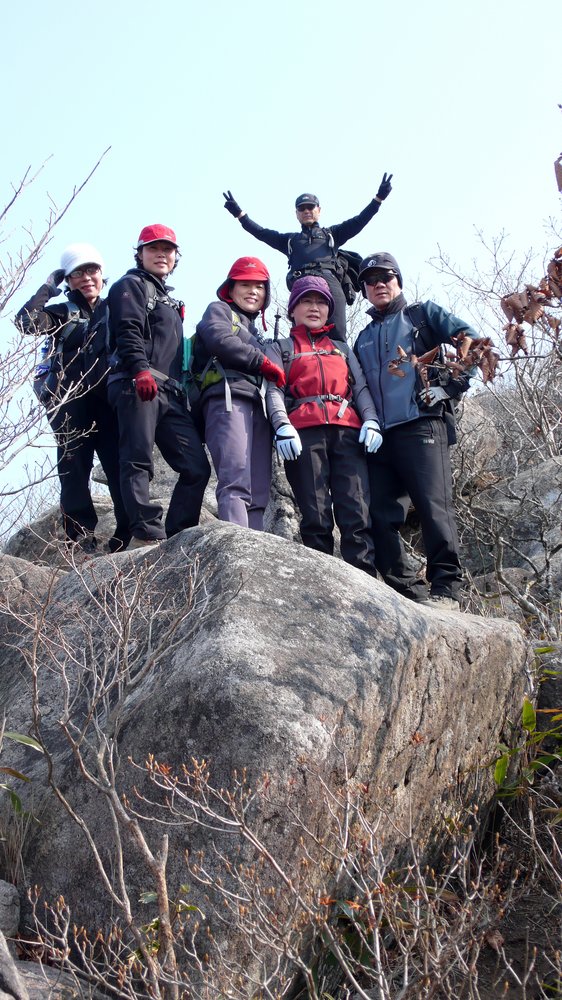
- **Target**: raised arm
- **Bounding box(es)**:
[223,190,291,255]
[330,173,393,246]
[14,268,66,336]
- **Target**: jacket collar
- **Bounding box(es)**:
[128,267,173,294]
[367,291,407,321]
[291,322,335,339]
[66,288,99,316]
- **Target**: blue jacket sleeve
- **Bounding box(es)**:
[422,300,478,397]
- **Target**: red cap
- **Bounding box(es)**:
[136,224,178,249]
[217,256,271,330]
[216,256,270,304]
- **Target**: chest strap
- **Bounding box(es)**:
[288,393,351,419]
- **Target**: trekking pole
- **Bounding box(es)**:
[273,310,281,341]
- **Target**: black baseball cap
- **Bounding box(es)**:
[295,193,320,209]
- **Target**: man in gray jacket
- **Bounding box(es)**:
[354,253,477,611]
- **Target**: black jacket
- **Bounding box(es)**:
[240,199,381,272]
[107,268,184,382]
[16,283,107,387]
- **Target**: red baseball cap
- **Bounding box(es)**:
[136,224,179,249]
[216,256,271,306]
[217,256,271,329]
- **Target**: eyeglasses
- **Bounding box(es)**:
[364,271,397,285]
[69,264,101,279]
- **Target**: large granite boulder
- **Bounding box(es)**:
[0,523,528,989]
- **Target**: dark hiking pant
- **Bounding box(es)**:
[109,381,210,541]
[367,417,462,601]
[321,271,348,343]
[49,388,130,547]
[203,394,272,530]
[284,424,376,575]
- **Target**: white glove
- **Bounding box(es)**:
[358,420,383,454]
[275,424,302,461]
[418,385,449,406]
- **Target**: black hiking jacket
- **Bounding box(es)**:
[239,198,382,272]
[16,284,107,387]
[107,268,184,382]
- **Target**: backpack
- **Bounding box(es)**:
[286,232,361,305]
[185,309,266,419]
[32,301,90,407]
[276,336,355,417]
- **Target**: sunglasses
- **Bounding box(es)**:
[297,204,316,211]
[69,264,101,279]
[364,270,397,285]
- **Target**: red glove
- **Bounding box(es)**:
[260,356,286,388]
[134,370,158,402]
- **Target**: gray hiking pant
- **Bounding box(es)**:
[203,394,272,530]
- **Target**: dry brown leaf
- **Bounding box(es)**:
[547,255,562,298]
[503,323,529,357]
[484,927,504,952]
[415,347,440,367]
[555,155,562,193]
[388,344,409,376]
[501,291,528,324]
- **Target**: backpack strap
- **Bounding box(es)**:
[50,301,87,354]
[195,309,264,413]
[281,339,353,414]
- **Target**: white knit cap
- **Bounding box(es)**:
[60,243,105,277]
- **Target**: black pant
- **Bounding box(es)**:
[109,380,210,541]
[368,418,462,601]
[285,425,375,575]
[49,388,130,547]
[320,271,348,343]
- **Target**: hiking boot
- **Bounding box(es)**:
[425,595,461,612]
[128,536,161,550]
[105,535,131,553]
[80,531,98,554]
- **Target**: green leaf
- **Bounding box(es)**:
[529,754,561,769]
[176,902,205,917]
[494,754,509,787]
[522,697,536,733]
[0,785,23,812]
[534,645,556,655]
[3,732,43,752]
[0,767,30,782]
[139,891,158,905]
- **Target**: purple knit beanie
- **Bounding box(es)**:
[287,275,335,320]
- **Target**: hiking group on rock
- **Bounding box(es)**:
[16,172,479,611]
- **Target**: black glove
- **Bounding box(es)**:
[223,190,242,218]
[376,173,393,201]
[45,268,65,293]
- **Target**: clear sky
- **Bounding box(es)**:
[0,0,560,515]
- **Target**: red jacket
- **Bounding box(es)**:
[281,325,362,430]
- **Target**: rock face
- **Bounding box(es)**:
[0,523,528,984]
[0,931,28,1000]
[3,451,301,564]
